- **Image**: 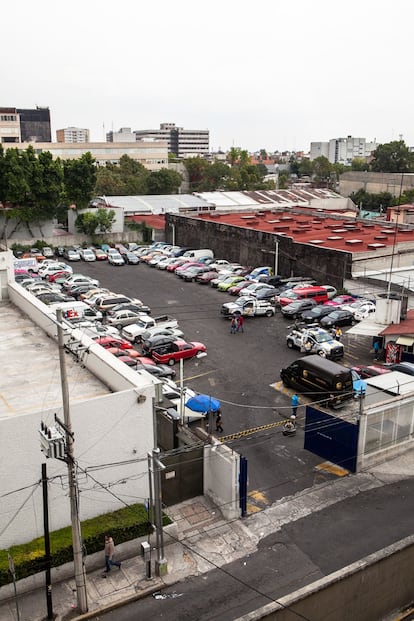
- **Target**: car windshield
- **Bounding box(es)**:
[315,332,333,343]
[329,312,340,319]
[285,291,299,300]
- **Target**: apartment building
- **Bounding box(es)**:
[0,108,21,143]
[106,127,136,142]
[310,136,377,164]
[134,122,209,158]
[56,126,90,143]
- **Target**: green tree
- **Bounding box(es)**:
[298,159,314,177]
[312,156,333,185]
[75,208,116,238]
[184,157,209,191]
[370,140,414,173]
[278,171,289,189]
[63,152,97,209]
[146,168,182,194]
[351,157,369,171]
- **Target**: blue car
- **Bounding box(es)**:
[246,266,273,281]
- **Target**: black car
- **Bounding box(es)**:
[36,292,74,305]
[301,304,335,323]
[281,299,317,319]
[121,251,140,265]
[253,286,278,302]
[320,309,355,328]
[66,284,97,299]
[139,363,176,378]
[141,334,177,355]
[182,266,211,282]
[387,362,414,376]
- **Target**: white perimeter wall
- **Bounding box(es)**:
[204,443,240,520]
[0,389,153,548]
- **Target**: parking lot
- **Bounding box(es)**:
[57,259,375,506]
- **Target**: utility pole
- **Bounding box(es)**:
[41,463,54,620]
[152,448,167,577]
[56,309,88,613]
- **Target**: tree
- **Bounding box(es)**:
[351,157,369,172]
[370,140,414,173]
[146,168,182,194]
[75,208,116,238]
[63,152,97,209]
[298,159,314,177]
[312,156,333,184]
[184,157,209,191]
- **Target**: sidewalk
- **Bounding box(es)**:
[0,453,412,621]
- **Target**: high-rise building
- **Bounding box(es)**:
[17,106,51,142]
[56,127,90,143]
[134,122,209,157]
[0,108,21,143]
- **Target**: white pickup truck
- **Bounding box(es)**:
[221,297,275,318]
[286,325,344,360]
[121,314,179,343]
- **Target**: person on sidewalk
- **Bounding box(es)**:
[373,340,380,361]
[103,534,121,575]
[215,409,223,433]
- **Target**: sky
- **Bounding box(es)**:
[2,0,413,153]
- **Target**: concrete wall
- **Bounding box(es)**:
[0,389,153,548]
[67,207,124,234]
[165,214,353,289]
[339,171,414,198]
[235,535,414,621]
[204,444,240,520]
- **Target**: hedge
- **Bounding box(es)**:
[0,503,171,587]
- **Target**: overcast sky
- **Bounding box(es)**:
[2,0,412,153]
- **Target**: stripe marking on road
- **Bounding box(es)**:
[315,461,350,477]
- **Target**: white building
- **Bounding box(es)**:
[310,136,377,164]
[56,126,90,143]
[106,127,136,142]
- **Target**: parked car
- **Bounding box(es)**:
[38,262,73,278]
[239,283,275,297]
[228,280,252,295]
[166,258,188,272]
[62,274,100,290]
[175,262,203,278]
[210,273,233,288]
[151,339,207,366]
[140,327,185,342]
[121,251,140,265]
[93,248,108,260]
[301,304,336,323]
[94,336,133,350]
[320,285,337,300]
[140,363,177,379]
[217,276,246,292]
[182,265,212,282]
[109,301,152,315]
[324,295,356,307]
[107,251,125,266]
[351,364,391,378]
[141,334,178,355]
[320,309,355,328]
[47,270,73,283]
[42,246,54,258]
[106,310,147,330]
[387,362,414,376]
[63,248,81,261]
[354,302,377,321]
[79,248,96,262]
[195,270,218,284]
[281,299,317,319]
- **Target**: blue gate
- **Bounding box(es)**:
[304,406,359,473]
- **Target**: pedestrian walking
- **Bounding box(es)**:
[373,340,380,361]
[215,409,223,433]
[237,314,244,333]
[291,393,299,419]
[103,534,121,575]
[230,316,238,334]
[335,326,342,341]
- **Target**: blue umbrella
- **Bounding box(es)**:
[185,394,221,413]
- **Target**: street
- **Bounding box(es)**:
[77,260,374,505]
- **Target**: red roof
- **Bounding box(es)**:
[195,209,414,253]
[126,215,165,230]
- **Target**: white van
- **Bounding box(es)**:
[49,301,103,321]
[182,249,214,261]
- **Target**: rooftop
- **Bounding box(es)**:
[195,209,414,254]
[0,302,110,419]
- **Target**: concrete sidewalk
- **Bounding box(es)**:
[0,453,411,621]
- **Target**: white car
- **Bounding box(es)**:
[340,300,375,316]
[62,274,100,289]
[140,326,185,341]
[79,248,96,262]
[107,251,125,266]
[38,262,73,277]
[107,310,147,330]
[354,302,377,321]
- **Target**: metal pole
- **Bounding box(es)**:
[387,173,404,299]
[152,448,166,576]
[179,358,184,425]
[7,553,20,621]
[56,310,88,613]
[42,463,54,620]
[274,236,279,277]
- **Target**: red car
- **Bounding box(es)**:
[106,347,155,365]
[47,270,72,283]
[175,261,202,277]
[351,364,391,379]
[324,295,356,307]
[151,339,206,366]
[166,258,188,272]
[228,280,251,295]
[195,270,218,284]
[94,336,133,350]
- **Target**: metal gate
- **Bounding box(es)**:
[304,406,359,473]
[160,444,204,506]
